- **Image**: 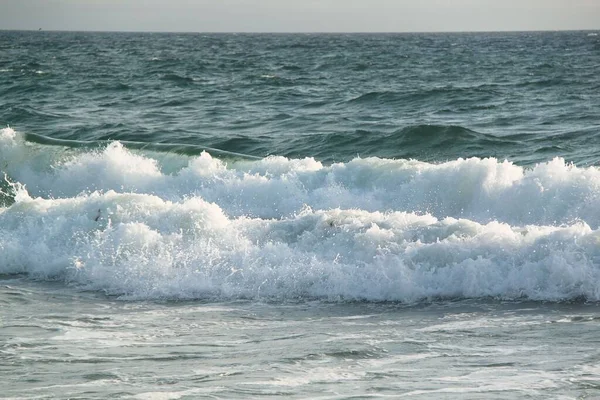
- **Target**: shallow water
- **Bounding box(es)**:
[4,279,600,399]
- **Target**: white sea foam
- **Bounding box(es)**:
[2,127,600,302]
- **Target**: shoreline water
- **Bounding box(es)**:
[3,278,600,399]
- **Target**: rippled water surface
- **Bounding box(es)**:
[4,280,600,399]
[2,31,600,164]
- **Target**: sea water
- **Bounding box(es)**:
[2,31,600,399]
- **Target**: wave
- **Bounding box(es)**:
[302,125,522,162]
[2,127,600,302]
[161,73,195,85]
[22,131,260,160]
[346,86,499,106]
[347,91,399,104]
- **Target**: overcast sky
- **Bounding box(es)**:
[1,0,599,32]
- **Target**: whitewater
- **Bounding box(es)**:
[3,126,600,303]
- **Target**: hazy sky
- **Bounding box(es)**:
[1,0,599,32]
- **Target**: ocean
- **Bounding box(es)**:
[1,30,600,399]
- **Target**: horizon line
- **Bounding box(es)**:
[1,28,599,35]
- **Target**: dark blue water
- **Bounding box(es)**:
[1,31,599,164]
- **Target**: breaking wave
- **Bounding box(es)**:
[2,127,600,302]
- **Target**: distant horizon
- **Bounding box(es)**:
[2,28,599,35]
[2,1,599,33]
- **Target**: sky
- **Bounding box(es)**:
[1,0,599,33]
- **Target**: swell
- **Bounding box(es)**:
[345,86,500,106]
[22,131,261,160]
[275,125,533,163]
[17,125,536,165]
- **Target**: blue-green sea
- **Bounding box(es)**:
[2,31,600,399]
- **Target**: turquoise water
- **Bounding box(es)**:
[2,31,600,399]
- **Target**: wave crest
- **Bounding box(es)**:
[2,127,600,302]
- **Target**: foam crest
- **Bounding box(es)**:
[3,128,600,302]
[1,187,600,302]
[2,128,600,226]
